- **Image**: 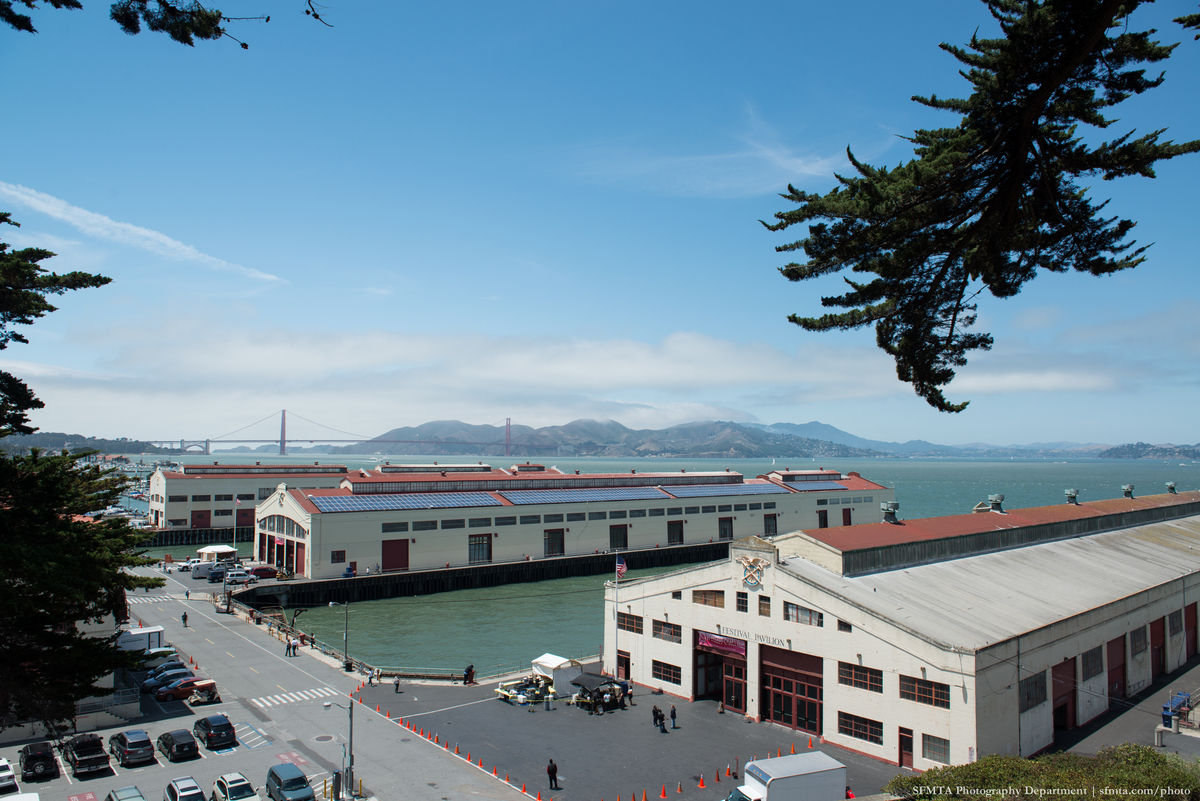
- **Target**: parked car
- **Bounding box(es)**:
[141,648,179,669]
[192,714,237,749]
[17,742,59,780]
[147,661,187,679]
[141,668,193,693]
[163,777,206,801]
[212,773,256,801]
[105,786,149,801]
[207,569,227,584]
[156,731,198,763]
[63,733,111,776]
[107,729,155,767]
[224,570,255,585]
[0,758,17,791]
[249,566,277,579]
[264,764,315,801]
[156,677,207,702]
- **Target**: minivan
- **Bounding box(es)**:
[264,764,314,801]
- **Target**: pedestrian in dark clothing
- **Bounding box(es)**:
[547,759,560,790]
[185,589,190,600]
[659,709,668,733]
[181,612,188,628]
[652,706,660,727]
[670,705,677,729]
[284,639,291,657]
[394,676,401,693]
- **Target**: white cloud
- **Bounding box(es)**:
[0,182,282,283]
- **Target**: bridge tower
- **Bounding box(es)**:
[505,417,511,457]
[280,409,288,456]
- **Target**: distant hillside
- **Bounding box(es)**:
[323,419,888,459]
[1095,442,1200,460]
[0,431,170,455]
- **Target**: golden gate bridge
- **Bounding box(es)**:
[146,410,554,456]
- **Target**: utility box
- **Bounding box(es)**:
[116,625,164,651]
[726,753,847,801]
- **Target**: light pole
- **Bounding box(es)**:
[323,699,354,798]
[328,600,353,795]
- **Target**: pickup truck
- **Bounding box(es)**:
[64,734,111,776]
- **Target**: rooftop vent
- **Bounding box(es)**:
[1167,482,1177,494]
[881,501,900,524]
[1065,489,1079,505]
[1122,484,1135,498]
[989,494,1005,512]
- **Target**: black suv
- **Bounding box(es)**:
[18,741,59,780]
[192,715,237,750]
[108,729,156,767]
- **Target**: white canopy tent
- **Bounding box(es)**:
[531,653,583,697]
[196,544,238,562]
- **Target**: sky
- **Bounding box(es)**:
[3,1,1199,449]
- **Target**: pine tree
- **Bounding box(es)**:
[765,0,1200,412]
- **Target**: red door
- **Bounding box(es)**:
[899,728,913,768]
[842,508,852,526]
[1187,604,1197,658]
[191,510,211,529]
[236,508,254,527]
[382,539,409,572]
[1107,635,1126,705]
[295,543,305,577]
[1052,658,1076,730]
[1151,618,1166,676]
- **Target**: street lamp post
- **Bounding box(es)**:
[328,600,353,795]
[323,700,354,799]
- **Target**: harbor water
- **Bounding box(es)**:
[129,453,1197,673]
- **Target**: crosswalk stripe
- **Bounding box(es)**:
[283,693,303,702]
[293,691,314,700]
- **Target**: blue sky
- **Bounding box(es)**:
[3,1,1198,448]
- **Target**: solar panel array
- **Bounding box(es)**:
[309,492,503,513]
[499,487,671,505]
[779,481,847,492]
[663,483,793,498]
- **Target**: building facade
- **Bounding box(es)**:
[252,464,895,578]
[603,490,1200,768]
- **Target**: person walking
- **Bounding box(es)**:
[181,612,188,628]
[547,759,560,790]
[394,675,401,694]
[284,639,291,657]
[651,706,660,728]
[367,670,374,687]
[670,705,677,729]
[185,589,190,600]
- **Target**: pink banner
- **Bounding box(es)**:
[697,630,746,656]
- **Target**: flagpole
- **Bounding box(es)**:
[613,552,619,678]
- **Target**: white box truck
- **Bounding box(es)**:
[726,752,847,801]
[116,625,164,651]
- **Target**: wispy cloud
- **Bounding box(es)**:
[0,182,282,282]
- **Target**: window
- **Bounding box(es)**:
[258,488,274,500]
[685,506,700,515]
[649,508,665,517]
[817,499,828,506]
[331,550,346,564]
[838,711,882,745]
[544,529,565,557]
[382,522,409,533]
[567,512,586,522]
[838,620,852,633]
[168,519,187,526]
[168,495,187,503]
[1081,646,1103,680]
[922,734,950,764]
[191,495,211,502]
[236,493,255,501]
[609,525,628,550]
[215,494,233,502]
[496,516,517,526]
[617,613,643,634]
[667,520,684,545]
[213,509,233,516]
[1131,627,1148,655]
[469,518,491,528]
[736,592,748,613]
[671,591,682,600]
[692,590,725,608]
[839,662,883,693]
[718,504,732,513]
[718,517,733,540]
[759,595,771,617]
[817,510,829,528]
[734,504,747,512]
[1170,610,1184,636]
[667,507,683,516]
[652,661,682,685]
[442,519,465,529]
[609,510,627,519]
[630,509,647,518]
[589,511,607,520]
[1019,672,1047,712]
[783,601,822,627]
[900,675,950,708]
[520,515,541,525]
[653,619,682,643]
[468,534,492,565]
[413,520,437,531]
[764,502,776,510]
[748,503,762,511]
[701,505,716,514]
[544,514,564,523]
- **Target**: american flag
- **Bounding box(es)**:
[616,556,627,579]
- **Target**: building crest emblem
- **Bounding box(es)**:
[736,555,769,587]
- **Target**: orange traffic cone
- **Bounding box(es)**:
[726,766,731,777]
[375,704,380,712]
[677,782,682,794]
[807,737,813,748]
[455,744,460,754]
[492,766,497,776]
[642,790,648,801]
[790,743,795,754]
[505,774,510,783]
[419,728,424,737]
[358,696,363,704]
[444,741,449,750]
[660,786,667,799]
[478,758,483,768]
[537,793,542,801]
[777,748,782,758]
[466,753,470,763]
[385,711,390,719]
[435,734,439,744]
[699,777,706,789]
[521,784,526,794]
[715,771,720,783]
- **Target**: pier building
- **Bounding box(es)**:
[602,489,1200,769]
[252,464,894,579]
[148,463,350,545]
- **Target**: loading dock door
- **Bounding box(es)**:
[381,539,409,572]
[1107,635,1126,706]
[1052,657,1076,730]
[1188,604,1197,658]
[1151,618,1166,677]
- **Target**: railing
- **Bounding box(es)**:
[75,688,140,717]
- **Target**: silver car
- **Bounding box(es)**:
[213,772,257,801]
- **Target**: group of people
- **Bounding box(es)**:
[576,683,628,714]
[651,704,676,732]
[284,636,302,656]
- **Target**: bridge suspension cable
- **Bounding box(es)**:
[282,410,372,440]
[210,410,283,441]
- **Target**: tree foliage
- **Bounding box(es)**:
[765,0,1200,412]
[885,744,1200,799]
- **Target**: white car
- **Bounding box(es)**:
[213,772,256,801]
[224,570,256,585]
[0,757,17,790]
